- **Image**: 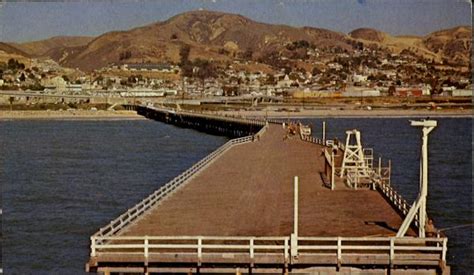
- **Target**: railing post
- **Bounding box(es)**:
[331,150,335,190]
[198,237,203,264]
[90,236,96,257]
[293,176,299,237]
[249,238,254,259]
[322,121,326,144]
[442,238,448,261]
[284,238,289,263]
[290,235,298,260]
[337,237,342,269]
[388,159,392,185]
[378,156,382,176]
[291,176,299,259]
[389,238,395,267]
[144,236,149,259]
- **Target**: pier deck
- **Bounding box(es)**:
[87,108,447,274]
[122,124,409,238]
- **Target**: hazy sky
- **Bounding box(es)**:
[0,0,471,43]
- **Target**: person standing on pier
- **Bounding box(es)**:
[425,219,438,237]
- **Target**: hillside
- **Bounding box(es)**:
[349,28,387,43]
[3,11,471,71]
[10,36,94,57]
[422,26,471,64]
[0,42,32,64]
[349,26,471,65]
[20,10,351,71]
[0,42,30,57]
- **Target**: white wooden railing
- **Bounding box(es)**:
[90,235,447,266]
[302,135,324,146]
[147,106,267,127]
[378,181,419,227]
[301,135,346,151]
[302,133,417,228]
[93,123,268,241]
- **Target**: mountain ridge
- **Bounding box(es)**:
[4,10,471,71]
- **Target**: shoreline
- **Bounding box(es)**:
[0,110,145,121]
[216,109,473,119]
[0,108,472,121]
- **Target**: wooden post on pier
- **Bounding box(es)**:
[378,156,382,175]
[331,150,335,190]
[294,176,298,236]
[388,159,392,185]
[322,121,326,144]
[291,176,299,258]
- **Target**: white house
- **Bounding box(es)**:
[452,89,472,97]
[41,76,67,91]
[277,75,292,88]
[352,74,368,83]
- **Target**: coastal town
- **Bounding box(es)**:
[0,11,471,115]
[1,3,473,275]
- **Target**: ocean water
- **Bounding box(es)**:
[0,118,472,274]
[0,120,227,274]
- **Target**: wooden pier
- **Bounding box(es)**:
[86,106,449,274]
[135,105,265,138]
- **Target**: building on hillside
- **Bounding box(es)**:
[122,63,176,73]
[342,87,381,97]
[452,89,472,97]
[394,87,423,97]
[41,76,67,91]
[66,84,83,94]
[291,89,340,98]
[343,89,380,97]
[441,86,456,93]
[352,74,368,84]
[277,75,292,88]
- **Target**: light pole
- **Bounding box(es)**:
[413,119,437,237]
[396,119,437,237]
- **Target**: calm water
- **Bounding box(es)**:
[0,118,472,274]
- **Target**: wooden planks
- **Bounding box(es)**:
[121,124,412,238]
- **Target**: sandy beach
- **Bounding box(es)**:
[0,110,144,120]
